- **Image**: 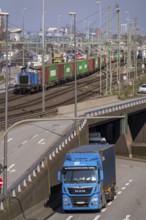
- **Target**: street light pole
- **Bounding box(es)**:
[134,17,138,78]
[116,5,120,97]
[96,1,102,94]
[57,14,62,52]
[58,14,62,35]
[0,11,9,196]
[22,8,27,67]
[42,0,45,113]
[69,12,79,145]
[125,11,129,82]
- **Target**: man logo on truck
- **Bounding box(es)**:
[74,161,80,165]
[75,189,86,193]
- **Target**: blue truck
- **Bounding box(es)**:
[58,144,116,212]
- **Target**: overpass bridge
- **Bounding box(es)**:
[1,95,146,220]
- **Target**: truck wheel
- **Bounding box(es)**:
[110,186,115,201]
[111,189,115,201]
[103,199,107,208]
[102,196,107,208]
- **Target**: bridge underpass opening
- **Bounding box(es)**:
[89,119,121,144]
[128,109,146,159]
[128,109,146,143]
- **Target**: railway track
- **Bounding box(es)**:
[0,63,144,129]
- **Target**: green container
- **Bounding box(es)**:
[82,60,88,73]
[76,60,88,75]
[77,60,84,75]
[49,64,57,82]
[114,52,122,60]
[64,63,71,78]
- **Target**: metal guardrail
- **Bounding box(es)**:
[85,96,146,117]
[1,95,146,203]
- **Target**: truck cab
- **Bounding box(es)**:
[58,144,116,212]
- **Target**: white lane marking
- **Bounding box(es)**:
[122,214,131,220]
[38,139,45,144]
[114,196,117,199]
[121,164,129,167]
[125,182,130,186]
[7,164,16,173]
[93,215,101,220]
[8,138,13,142]
[117,191,122,195]
[66,216,73,220]
[2,138,13,143]
[107,201,112,206]
[122,187,126,190]
[32,134,39,139]
[22,140,28,145]
[101,208,107,212]
[129,179,133,182]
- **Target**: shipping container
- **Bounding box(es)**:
[88,57,95,74]
[49,64,58,82]
[57,63,65,82]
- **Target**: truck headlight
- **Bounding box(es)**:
[63,198,69,203]
[91,198,98,205]
[63,198,70,206]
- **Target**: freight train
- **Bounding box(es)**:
[13,52,124,94]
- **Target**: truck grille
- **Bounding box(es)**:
[68,187,92,195]
[71,196,90,207]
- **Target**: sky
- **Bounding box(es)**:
[0,0,146,34]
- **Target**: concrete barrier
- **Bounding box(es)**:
[57,95,119,114]
[132,143,146,159]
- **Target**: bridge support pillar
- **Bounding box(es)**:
[120,112,128,135]
[116,113,133,158]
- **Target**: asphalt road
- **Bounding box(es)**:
[46,158,146,220]
[0,120,74,188]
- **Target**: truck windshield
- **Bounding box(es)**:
[63,167,97,183]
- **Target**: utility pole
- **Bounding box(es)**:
[69,12,80,146]
[116,5,120,97]
[42,0,45,113]
[134,17,138,78]
[109,5,112,94]
[127,21,132,83]
[96,1,102,94]
[0,11,9,197]
[107,5,111,94]
[22,8,27,67]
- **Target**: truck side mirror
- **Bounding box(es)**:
[57,171,61,182]
[100,170,104,181]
